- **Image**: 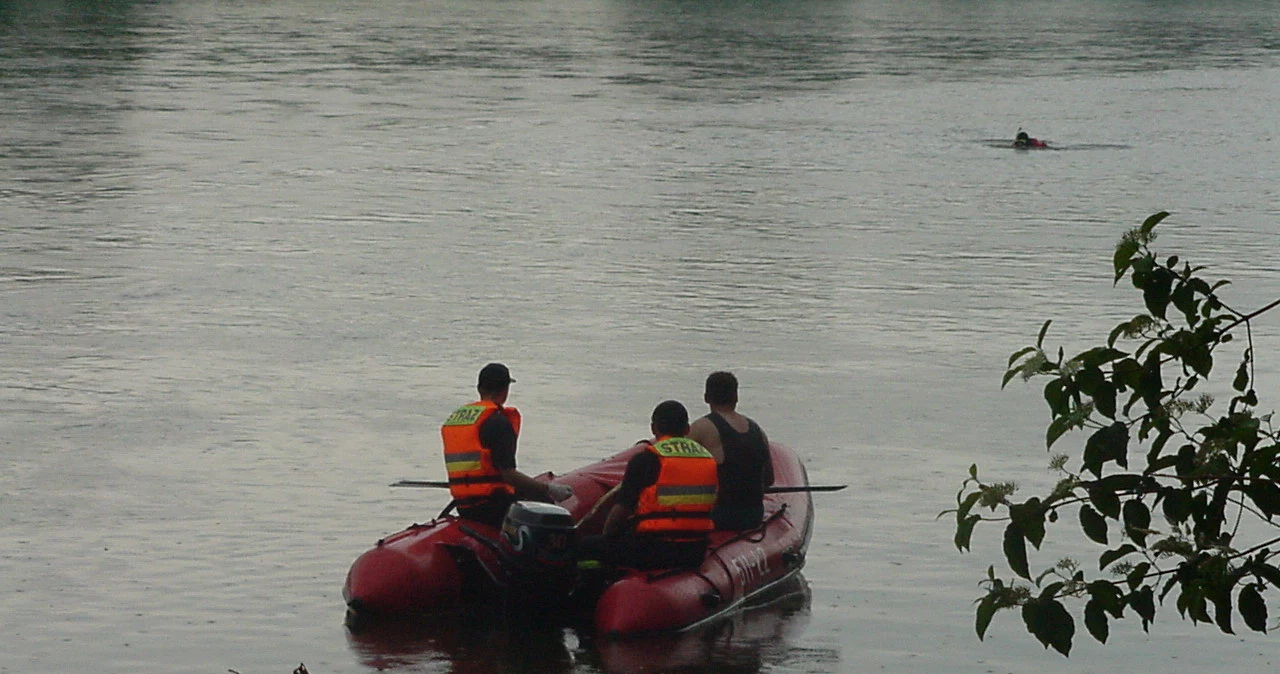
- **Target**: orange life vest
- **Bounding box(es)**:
[440,400,521,501]
[634,436,718,535]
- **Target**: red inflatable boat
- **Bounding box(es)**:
[343,442,815,636]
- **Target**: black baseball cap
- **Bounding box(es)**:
[478,362,515,390]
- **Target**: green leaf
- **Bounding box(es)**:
[1074,347,1128,369]
[1186,588,1211,624]
[955,514,980,552]
[1123,500,1152,547]
[1010,498,1046,549]
[1126,562,1151,592]
[1161,487,1193,525]
[1130,586,1156,631]
[1239,585,1268,633]
[1245,482,1280,519]
[1036,319,1052,348]
[1094,382,1118,419]
[1112,356,1143,389]
[1088,580,1126,618]
[1022,598,1075,656]
[1002,367,1019,389]
[1175,443,1197,476]
[956,490,982,520]
[1233,356,1251,393]
[1076,365,1106,396]
[1100,544,1137,570]
[1114,239,1141,284]
[1089,485,1122,519]
[1083,423,1130,477]
[975,592,1000,640]
[1008,346,1038,368]
[1097,473,1146,492]
[1140,211,1169,236]
[1185,343,1213,378]
[1139,353,1164,410]
[1043,378,1069,417]
[1043,599,1076,656]
[1253,563,1280,588]
[1084,598,1110,643]
[1046,415,1073,450]
[1170,281,1197,323]
[1039,581,1065,601]
[1080,505,1108,545]
[1004,523,1031,579]
[1142,268,1174,320]
[1212,586,1234,634]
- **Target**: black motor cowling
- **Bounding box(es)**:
[498,501,578,605]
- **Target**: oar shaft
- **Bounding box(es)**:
[390,480,450,488]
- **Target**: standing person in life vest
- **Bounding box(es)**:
[441,363,572,528]
[585,400,719,570]
[687,371,774,531]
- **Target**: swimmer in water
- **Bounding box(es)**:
[1014,130,1048,149]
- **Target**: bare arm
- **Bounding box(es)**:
[499,467,552,501]
[760,430,774,487]
[687,417,724,463]
[576,484,619,531]
[602,502,634,538]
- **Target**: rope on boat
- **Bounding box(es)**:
[707,503,786,554]
[651,504,791,598]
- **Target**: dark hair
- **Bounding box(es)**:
[704,371,738,406]
[477,362,514,395]
[651,400,690,436]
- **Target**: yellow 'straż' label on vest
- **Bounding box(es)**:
[443,405,486,427]
[651,437,713,458]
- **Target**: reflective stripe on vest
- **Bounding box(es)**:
[655,483,717,507]
[444,450,484,474]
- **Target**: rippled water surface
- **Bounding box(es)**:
[3,0,1279,672]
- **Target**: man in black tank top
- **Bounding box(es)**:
[687,371,774,530]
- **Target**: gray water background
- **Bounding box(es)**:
[2,0,1279,672]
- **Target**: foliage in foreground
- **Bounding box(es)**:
[947,212,1280,655]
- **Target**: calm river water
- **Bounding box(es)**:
[3,0,1279,672]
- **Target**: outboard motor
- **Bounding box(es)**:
[498,501,578,611]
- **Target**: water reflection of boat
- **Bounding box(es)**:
[588,576,814,674]
[344,577,817,674]
[345,612,576,674]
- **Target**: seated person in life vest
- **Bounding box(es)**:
[581,400,719,570]
[1014,130,1048,149]
[441,363,572,528]
[687,371,774,531]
